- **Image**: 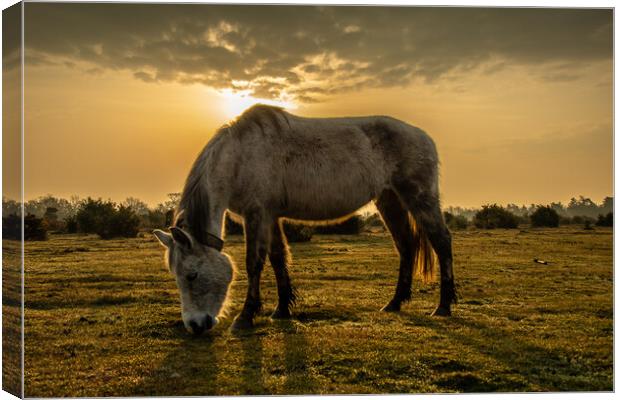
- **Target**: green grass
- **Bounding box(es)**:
[21,227,612,395]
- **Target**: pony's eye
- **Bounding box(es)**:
[186,272,198,282]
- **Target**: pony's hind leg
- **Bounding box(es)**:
[375,189,416,312]
[269,219,296,319]
[231,209,271,330]
[395,184,457,316]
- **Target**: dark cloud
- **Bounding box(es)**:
[24,4,612,102]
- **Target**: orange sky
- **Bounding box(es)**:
[10,4,614,208]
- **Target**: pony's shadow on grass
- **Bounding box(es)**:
[234,320,318,395]
[407,313,611,392]
[128,321,220,396]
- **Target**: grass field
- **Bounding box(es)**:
[20,226,613,395]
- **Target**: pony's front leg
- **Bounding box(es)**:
[231,210,271,330]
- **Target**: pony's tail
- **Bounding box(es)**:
[409,212,437,283]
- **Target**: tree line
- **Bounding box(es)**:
[2,194,613,241]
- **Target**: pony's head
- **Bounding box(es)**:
[153,226,233,335]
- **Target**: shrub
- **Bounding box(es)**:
[225,214,244,235]
[573,215,595,226]
[596,212,613,227]
[25,214,48,241]
[473,204,519,229]
[75,198,140,239]
[43,207,65,232]
[315,215,364,234]
[2,214,21,240]
[530,206,560,228]
[2,213,49,240]
[559,216,572,225]
[283,222,313,242]
[443,212,468,230]
[95,205,140,239]
[146,210,167,229]
[364,214,384,228]
[64,215,78,233]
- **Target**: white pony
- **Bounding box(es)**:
[154,104,456,334]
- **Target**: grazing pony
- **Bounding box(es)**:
[154,104,456,334]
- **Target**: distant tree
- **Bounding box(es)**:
[122,197,150,216]
[43,206,65,232]
[283,222,313,242]
[24,214,48,241]
[2,214,21,240]
[473,204,519,229]
[146,209,167,229]
[75,198,140,239]
[571,215,595,226]
[64,215,78,234]
[443,205,476,221]
[24,195,74,220]
[363,213,385,229]
[2,197,20,217]
[96,205,140,239]
[601,197,613,214]
[443,211,468,230]
[315,215,364,234]
[530,206,560,228]
[165,209,175,226]
[225,214,244,235]
[567,196,600,218]
[160,193,181,212]
[559,216,572,226]
[596,212,613,227]
[549,202,568,217]
[76,198,114,234]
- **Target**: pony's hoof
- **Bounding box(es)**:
[271,308,292,319]
[230,315,254,330]
[381,302,401,312]
[431,306,451,317]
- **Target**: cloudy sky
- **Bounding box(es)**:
[15,4,613,207]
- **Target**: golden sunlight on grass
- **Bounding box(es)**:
[218,89,297,120]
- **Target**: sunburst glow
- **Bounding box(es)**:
[219,89,297,120]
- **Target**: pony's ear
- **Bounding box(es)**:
[153,229,173,248]
[170,226,193,249]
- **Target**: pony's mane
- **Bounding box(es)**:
[175,146,211,244]
[225,104,290,136]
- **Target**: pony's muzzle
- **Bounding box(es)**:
[188,315,215,336]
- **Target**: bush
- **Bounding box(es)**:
[2,213,49,240]
[572,215,595,226]
[146,210,167,229]
[596,212,613,227]
[43,207,65,232]
[315,215,364,234]
[95,205,140,239]
[283,222,313,242]
[559,216,572,225]
[2,214,21,240]
[64,215,78,233]
[25,214,48,240]
[530,206,560,228]
[443,212,468,230]
[473,204,519,229]
[75,198,140,239]
[225,214,244,235]
[364,214,384,228]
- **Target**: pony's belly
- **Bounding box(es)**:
[282,188,376,221]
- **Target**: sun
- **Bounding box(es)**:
[218,89,297,120]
